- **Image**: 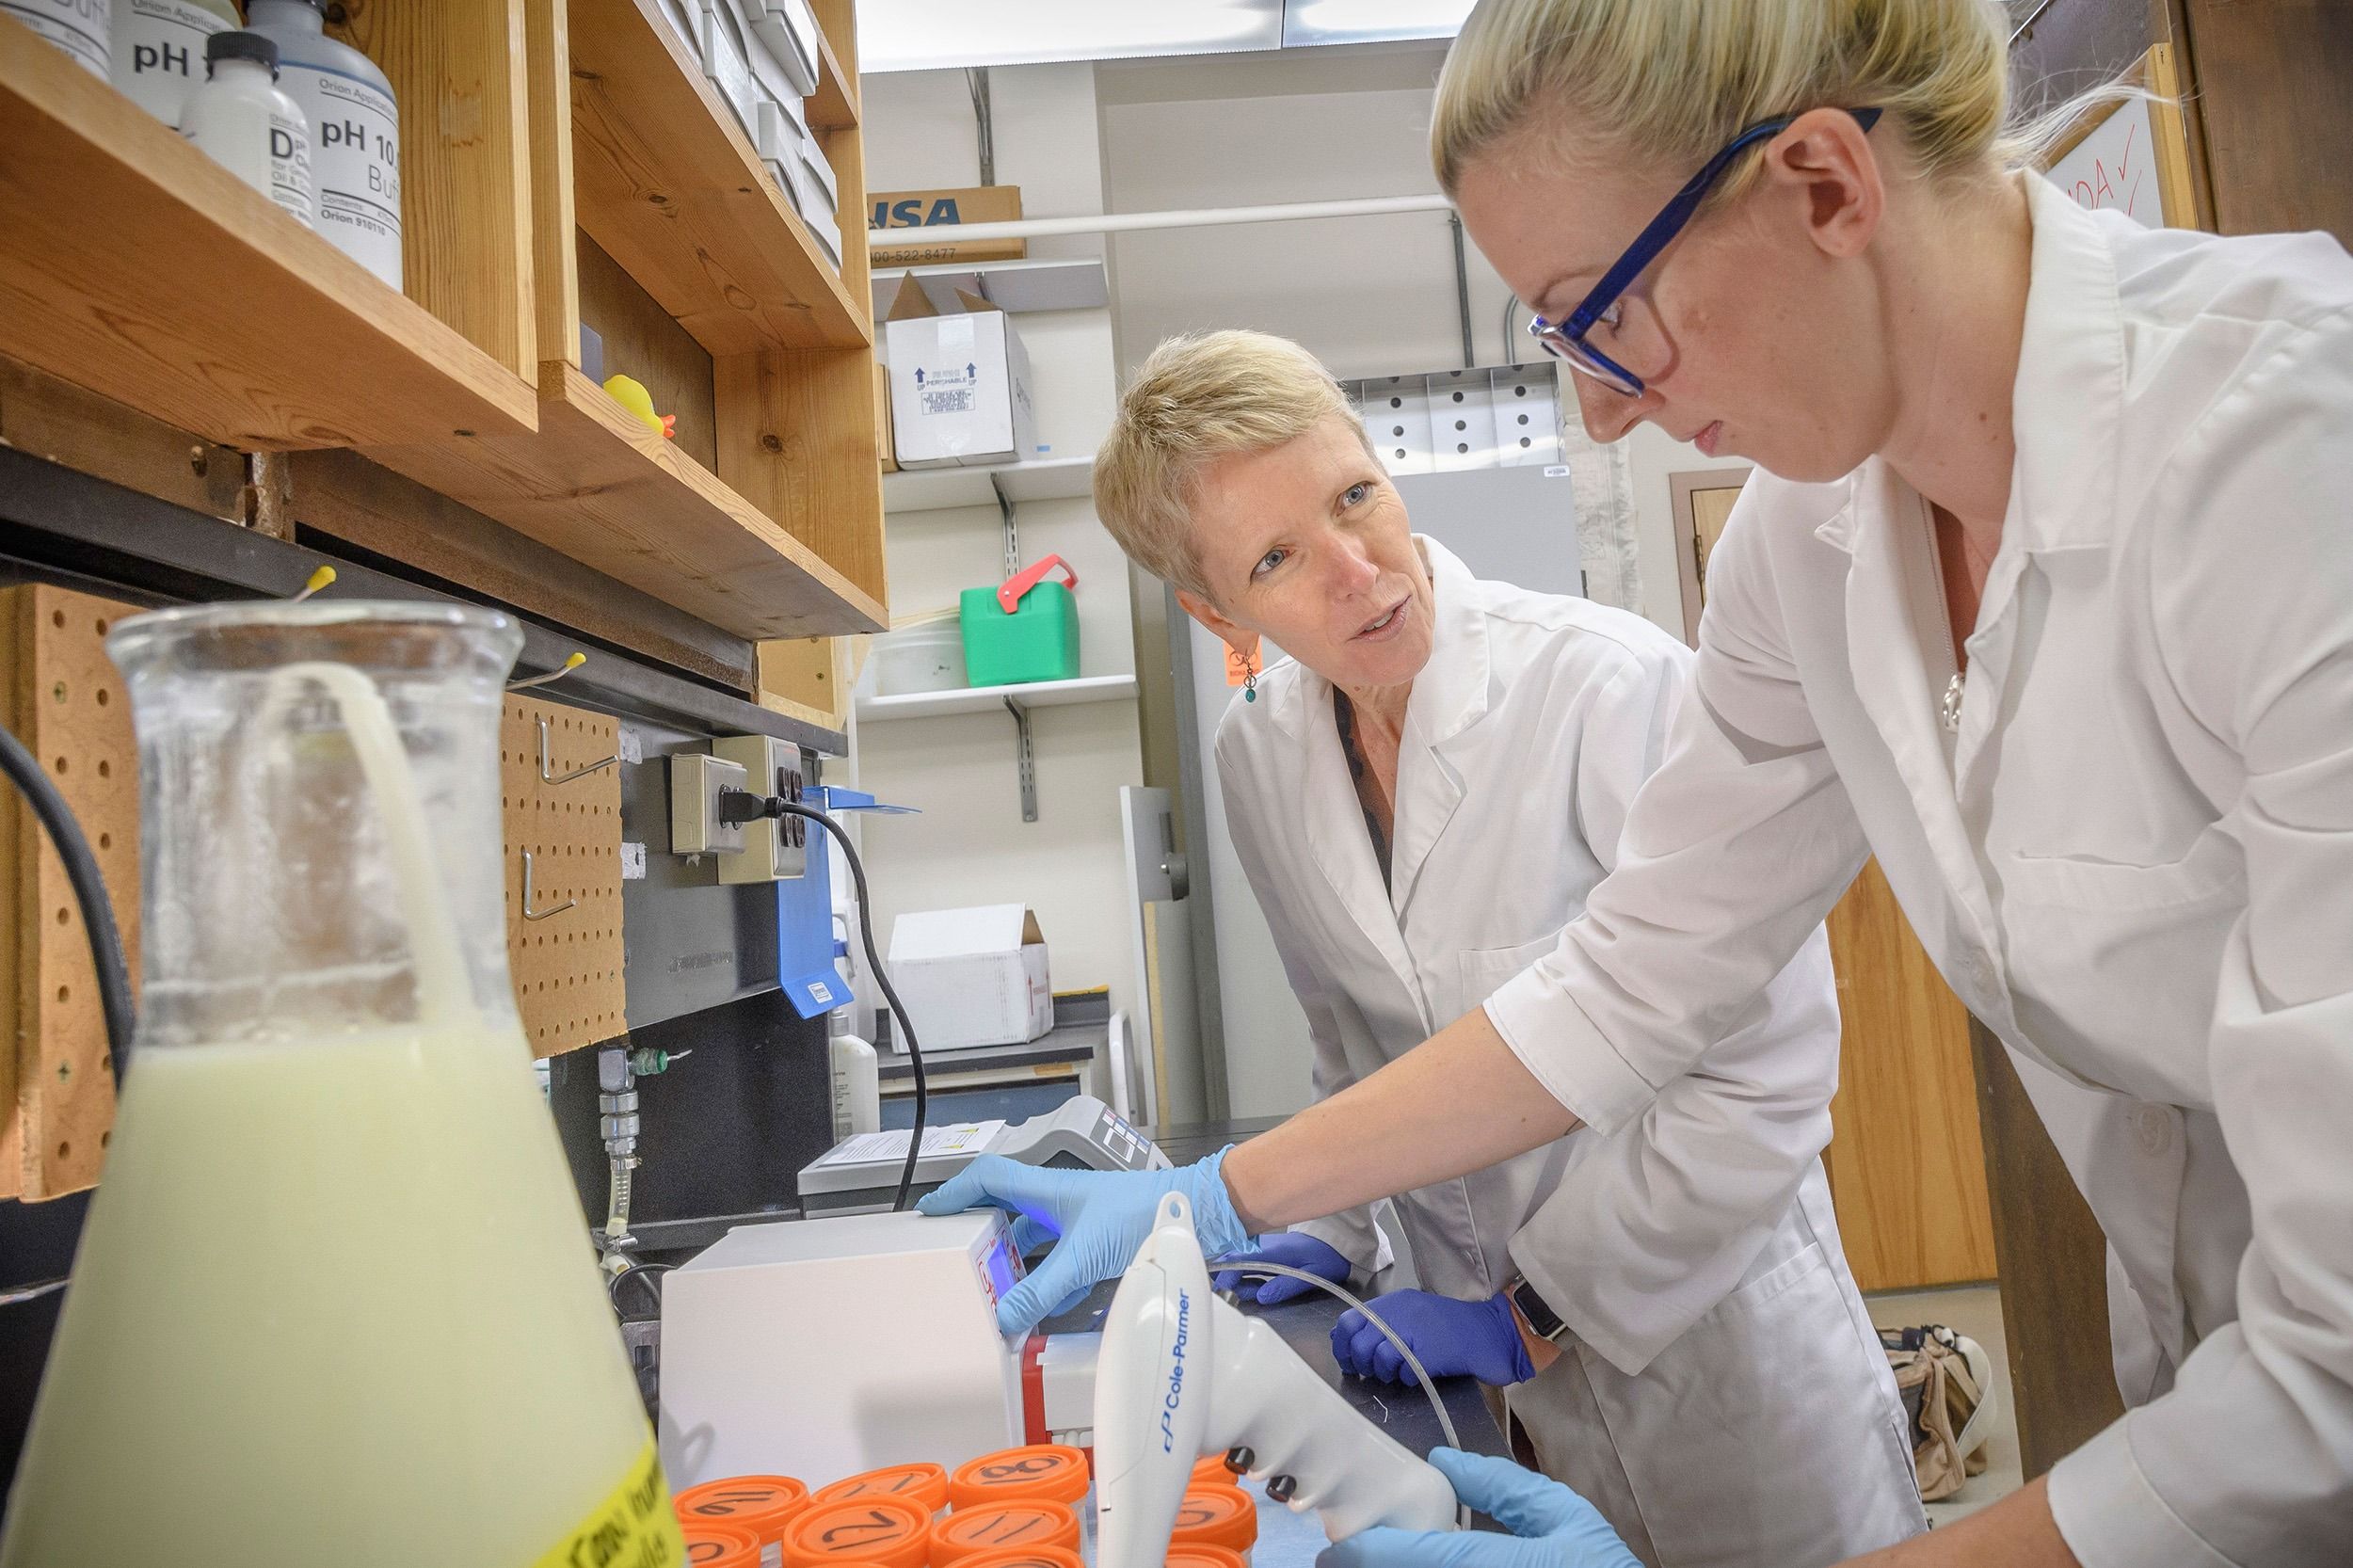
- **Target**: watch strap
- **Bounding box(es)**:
[1508,1274,1569,1344]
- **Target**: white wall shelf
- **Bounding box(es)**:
[856,673,1136,723]
[872,257,1111,316]
[884,456,1096,513]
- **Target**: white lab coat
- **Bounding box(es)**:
[1215,540,1924,1568]
[1487,175,2353,1568]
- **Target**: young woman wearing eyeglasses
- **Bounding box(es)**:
[920,4,2353,1564]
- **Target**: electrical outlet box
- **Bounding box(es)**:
[669,753,749,856]
[714,734,808,883]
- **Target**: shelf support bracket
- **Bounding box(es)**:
[992,472,1019,579]
[1004,696,1037,823]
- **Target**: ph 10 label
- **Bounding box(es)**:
[279,62,402,288]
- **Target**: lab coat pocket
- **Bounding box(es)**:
[1453,933,1565,1031]
[2001,830,2244,913]
[1581,1240,1924,1568]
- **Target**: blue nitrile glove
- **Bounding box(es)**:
[1212,1231,1353,1306]
[916,1149,1252,1336]
[1332,1288,1534,1388]
[1318,1448,1642,1568]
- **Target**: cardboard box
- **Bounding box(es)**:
[882,275,1036,469]
[887,905,1053,1051]
[870,185,1026,264]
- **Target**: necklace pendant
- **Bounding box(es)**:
[1941,671,1965,733]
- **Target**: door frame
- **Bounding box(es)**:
[1668,465,1754,646]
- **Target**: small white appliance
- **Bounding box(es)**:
[796,1095,1170,1215]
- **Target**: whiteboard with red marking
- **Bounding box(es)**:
[2048,95,2164,228]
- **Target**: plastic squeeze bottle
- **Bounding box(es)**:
[111,0,240,126]
[245,0,402,287]
[180,30,315,229]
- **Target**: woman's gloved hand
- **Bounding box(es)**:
[1212,1231,1354,1305]
[1318,1449,1642,1568]
[915,1149,1251,1335]
[1332,1288,1534,1387]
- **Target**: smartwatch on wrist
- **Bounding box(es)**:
[1507,1274,1569,1344]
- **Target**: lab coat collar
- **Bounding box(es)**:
[1812,175,2127,560]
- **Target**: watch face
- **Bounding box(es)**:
[1513,1279,1566,1341]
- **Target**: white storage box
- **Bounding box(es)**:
[654,0,702,62]
[742,0,820,97]
[698,0,759,142]
[883,279,1037,470]
[804,201,843,267]
[797,130,839,212]
[872,621,967,696]
[887,905,1052,1051]
[757,97,809,216]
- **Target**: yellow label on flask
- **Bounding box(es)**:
[530,1439,686,1568]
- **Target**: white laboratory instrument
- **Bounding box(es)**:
[1095,1193,1460,1568]
[796,1094,1169,1215]
[658,1208,1098,1487]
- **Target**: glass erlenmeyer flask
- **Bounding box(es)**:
[2,602,682,1568]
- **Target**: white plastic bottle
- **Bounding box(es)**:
[180,30,314,229]
[4,0,111,79]
[830,1029,881,1138]
[111,0,239,127]
[244,0,401,287]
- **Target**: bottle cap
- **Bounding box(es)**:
[205,31,280,74]
[947,1445,1090,1510]
[674,1475,813,1543]
[1190,1453,1247,1492]
[955,1548,1086,1568]
[1172,1485,1259,1553]
[928,1500,1081,1564]
[1167,1549,1249,1568]
[680,1520,763,1568]
[815,1463,951,1516]
[783,1496,934,1568]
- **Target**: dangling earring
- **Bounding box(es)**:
[1242,653,1258,703]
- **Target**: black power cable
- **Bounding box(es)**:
[0,723,134,1082]
[724,789,929,1212]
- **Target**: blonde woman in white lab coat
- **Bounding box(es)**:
[1114,331,1925,1567]
[915,1,2353,1565]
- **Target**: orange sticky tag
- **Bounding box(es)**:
[1225,635,1260,688]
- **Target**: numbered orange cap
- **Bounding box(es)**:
[1167,1549,1248,1568]
[815,1463,951,1516]
[947,1446,1090,1511]
[929,1500,1081,1564]
[1171,1485,1259,1554]
[954,1548,1086,1568]
[1190,1453,1247,1492]
[782,1496,934,1568]
[680,1520,762,1568]
[675,1476,812,1544]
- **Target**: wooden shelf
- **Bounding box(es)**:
[858,674,1136,721]
[371,364,885,641]
[0,19,536,450]
[808,16,858,130]
[568,0,865,358]
[884,456,1095,512]
[872,257,1109,316]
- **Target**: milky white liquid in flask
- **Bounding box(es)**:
[0,603,685,1568]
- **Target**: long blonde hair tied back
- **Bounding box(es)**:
[1432,0,2046,200]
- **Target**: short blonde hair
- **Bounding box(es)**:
[1432,0,2020,201]
[1095,330,1361,596]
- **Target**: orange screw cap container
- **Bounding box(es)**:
[954,1547,1086,1568]
[1190,1453,1247,1492]
[815,1463,952,1517]
[1168,1549,1249,1568]
[1172,1485,1260,1556]
[946,1445,1091,1512]
[680,1520,764,1568]
[783,1496,934,1568]
[929,1499,1082,1564]
[675,1476,813,1545]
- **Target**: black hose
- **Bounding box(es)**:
[776,802,928,1212]
[0,722,134,1083]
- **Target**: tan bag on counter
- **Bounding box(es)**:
[1881,1324,1996,1501]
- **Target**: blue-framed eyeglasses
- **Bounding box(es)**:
[1527,107,1883,397]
